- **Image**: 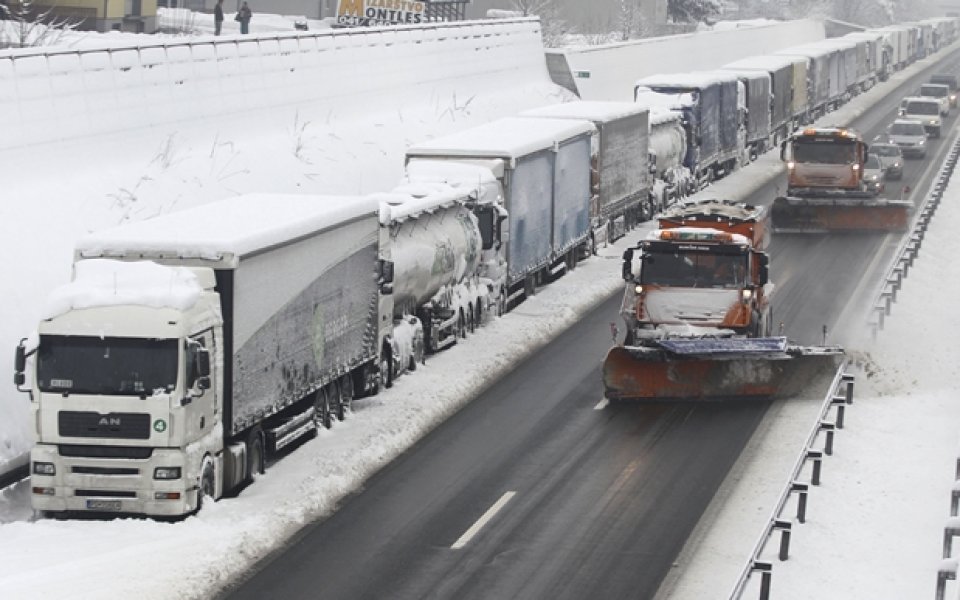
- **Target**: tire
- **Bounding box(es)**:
[496,292,507,317]
[380,347,394,389]
[245,427,265,483]
[329,382,342,424]
[336,375,353,421]
[457,312,467,339]
[467,304,476,333]
[197,456,215,512]
[314,387,332,430]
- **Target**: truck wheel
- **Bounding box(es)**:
[496,292,507,317]
[467,304,476,333]
[336,375,353,421]
[245,427,265,482]
[457,311,467,339]
[197,456,215,512]
[380,347,394,389]
[314,388,332,430]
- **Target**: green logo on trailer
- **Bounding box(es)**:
[153,419,167,433]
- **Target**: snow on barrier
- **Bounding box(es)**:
[0,17,552,151]
[546,19,826,101]
[869,133,960,337]
[728,366,855,600]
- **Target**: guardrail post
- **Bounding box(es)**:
[753,561,772,600]
[841,374,854,405]
[951,481,960,517]
[792,482,808,523]
[808,450,823,486]
[774,520,792,561]
[820,422,836,456]
[944,517,960,558]
[937,559,957,600]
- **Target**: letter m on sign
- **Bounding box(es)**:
[338,0,364,16]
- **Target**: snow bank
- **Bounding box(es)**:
[548,19,825,101]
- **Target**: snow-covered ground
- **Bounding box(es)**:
[2,13,960,600]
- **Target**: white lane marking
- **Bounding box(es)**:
[594,398,609,410]
[451,491,517,550]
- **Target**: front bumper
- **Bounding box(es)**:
[30,445,196,516]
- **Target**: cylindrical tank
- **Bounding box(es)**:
[648,109,687,177]
[379,188,482,316]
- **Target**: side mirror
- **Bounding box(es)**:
[758,254,770,286]
[196,348,210,378]
[197,376,211,391]
[621,249,634,282]
[14,341,26,390]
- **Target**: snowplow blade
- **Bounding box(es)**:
[771,195,911,233]
[602,337,843,402]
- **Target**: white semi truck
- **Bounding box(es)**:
[405,116,595,309]
[15,188,494,517]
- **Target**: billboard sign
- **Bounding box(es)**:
[336,0,427,27]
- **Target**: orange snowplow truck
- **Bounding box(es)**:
[773,127,910,232]
[602,199,842,401]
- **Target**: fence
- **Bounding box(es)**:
[728,363,854,600]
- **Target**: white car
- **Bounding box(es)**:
[901,97,943,137]
[886,119,928,158]
[919,83,951,115]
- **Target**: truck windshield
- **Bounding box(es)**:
[640,250,748,288]
[37,335,178,396]
[792,140,856,164]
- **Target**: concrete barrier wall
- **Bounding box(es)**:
[0,18,552,151]
[548,19,827,101]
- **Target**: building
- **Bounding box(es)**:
[8,0,158,33]
[466,0,669,35]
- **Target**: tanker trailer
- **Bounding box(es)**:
[375,182,494,361]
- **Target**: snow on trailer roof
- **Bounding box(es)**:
[774,44,839,59]
[374,182,472,225]
[649,107,682,126]
[76,193,379,266]
[404,159,499,187]
[520,101,648,123]
[722,54,802,71]
[406,117,596,160]
[635,70,739,89]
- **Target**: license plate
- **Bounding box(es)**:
[86,499,121,511]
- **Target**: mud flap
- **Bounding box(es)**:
[602,339,843,401]
[772,196,911,233]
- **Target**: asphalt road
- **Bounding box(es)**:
[221,52,960,600]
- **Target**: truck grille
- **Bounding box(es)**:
[72,466,140,476]
[58,411,150,440]
[59,445,153,459]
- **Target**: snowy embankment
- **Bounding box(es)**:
[549,18,825,101]
[0,17,574,470]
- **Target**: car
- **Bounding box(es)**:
[930,73,959,107]
[870,141,904,179]
[886,119,928,158]
[919,83,951,115]
[861,152,885,196]
[901,97,943,137]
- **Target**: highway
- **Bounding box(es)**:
[220,52,960,600]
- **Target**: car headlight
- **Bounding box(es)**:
[918,138,926,145]
[868,175,879,181]
[32,462,55,476]
[153,467,182,480]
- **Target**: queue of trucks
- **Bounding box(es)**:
[12,14,960,517]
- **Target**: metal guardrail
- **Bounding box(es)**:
[728,362,854,600]
[869,134,960,337]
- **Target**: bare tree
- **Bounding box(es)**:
[0,0,79,48]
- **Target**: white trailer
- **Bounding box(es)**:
[16,194,386,517]
[521,101,653,242]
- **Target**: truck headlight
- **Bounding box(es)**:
[153,467,182,480]
[634,285,644,295]
[786,161,796,170]
[32,462,55,476]
[741,289,753,302]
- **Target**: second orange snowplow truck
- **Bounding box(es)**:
[773,127,911,232]
[602,199,842,401]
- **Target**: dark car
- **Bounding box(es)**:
[930,74,959,107]
[870,142,904,180]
